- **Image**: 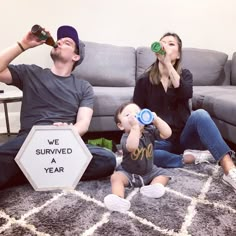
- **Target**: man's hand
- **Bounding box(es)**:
[20,30,47,50]
[53,122,73,126]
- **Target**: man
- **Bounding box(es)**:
[0,25,116,189]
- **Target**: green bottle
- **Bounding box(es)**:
[151,41,165,55]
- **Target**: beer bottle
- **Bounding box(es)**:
[151,41,165,55]
[31,24,58,48]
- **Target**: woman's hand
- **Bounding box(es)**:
[156,42,180,88]
[156,43,172,66]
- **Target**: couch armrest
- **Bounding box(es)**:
[231,52,236,85]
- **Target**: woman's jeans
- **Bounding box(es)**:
[154,109,232,168]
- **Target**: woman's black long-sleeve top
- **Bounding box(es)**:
[133,69,193,141]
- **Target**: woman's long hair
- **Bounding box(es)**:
[148,32,182,85]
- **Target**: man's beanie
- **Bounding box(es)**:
[57,25,85,66]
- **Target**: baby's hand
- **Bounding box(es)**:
[128,114,139,127]
[152,112,158,120]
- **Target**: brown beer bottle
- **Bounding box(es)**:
[31,24,58,48]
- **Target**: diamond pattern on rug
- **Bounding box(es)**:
[0,163,236,236]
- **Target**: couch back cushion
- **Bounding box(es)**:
[136,47,229,86]
[182,48,229,85]
[136,47,156,80]
[73,41,136,87]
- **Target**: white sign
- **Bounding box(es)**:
[15,125,93,191]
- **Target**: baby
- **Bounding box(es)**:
[104,102,172,212]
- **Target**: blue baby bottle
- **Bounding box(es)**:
[136,109,154,125]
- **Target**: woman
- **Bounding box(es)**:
[133,32,236,191]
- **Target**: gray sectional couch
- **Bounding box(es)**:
[73,41,236,145]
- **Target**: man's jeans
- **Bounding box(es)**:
[0,131,116,189]
[154,109,232,168]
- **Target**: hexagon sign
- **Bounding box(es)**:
[15,125,93,191]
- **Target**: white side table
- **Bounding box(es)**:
[0,90,23,136]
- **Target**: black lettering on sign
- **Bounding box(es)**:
[44,167,64,173]
[47,139,59,145]
[35,148,72,155]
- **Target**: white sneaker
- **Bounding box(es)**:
[222,168,236,192]
[183,149,215,164]
[104,194,131,212]
[140,183,165,198]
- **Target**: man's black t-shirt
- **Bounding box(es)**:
[8,64,94,132]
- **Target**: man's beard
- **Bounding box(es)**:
[50,50,66,64]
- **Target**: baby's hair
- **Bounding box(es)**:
[114,101,136,124]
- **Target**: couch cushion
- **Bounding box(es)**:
[92,87,134,116]
[136,47,228,86]
[182,48,228,86]
[73,41,136,87]
[193,86,236,125]
[89,116,119,132]
[136,47,156,79]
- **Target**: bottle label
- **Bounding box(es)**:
[38,31,48,40]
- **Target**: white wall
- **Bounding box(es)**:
[0,0,236,131]
[0,0,236,66]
